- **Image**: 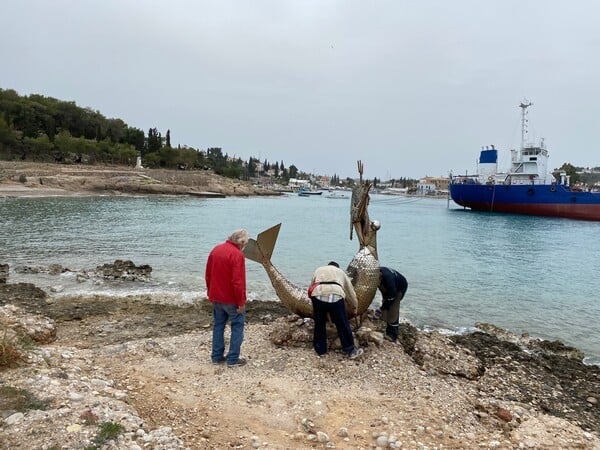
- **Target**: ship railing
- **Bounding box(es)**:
[450,175,480,185]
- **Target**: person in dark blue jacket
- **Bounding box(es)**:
[375,267,408,342]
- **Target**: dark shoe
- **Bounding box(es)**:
[348,348,364,360]
[384,334,397,343]
[227,357,247,367]
[211,356,226,365]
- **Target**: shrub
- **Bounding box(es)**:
[0,385,49,412]
[84,421,125,450]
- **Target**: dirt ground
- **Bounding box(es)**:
[2,282,599,449]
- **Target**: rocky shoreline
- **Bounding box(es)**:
[0,161,282,198]
[1,167,599,448]
[1,266,599,449]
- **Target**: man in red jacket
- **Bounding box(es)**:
[205,229,250,367]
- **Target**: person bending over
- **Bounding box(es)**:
[309,261,363,359]
[375,267,408,342]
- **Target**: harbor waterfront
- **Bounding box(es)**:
[1,193,599,365]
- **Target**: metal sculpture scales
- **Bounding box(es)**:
[243,161,380,318]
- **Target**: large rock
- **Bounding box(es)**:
[0,283,48,312]
[270,315,413,350]
[475,322,585,360]
[269,315,314,346]
[95,260,152,281]
[0,304,57,344]
[0,263,8,283]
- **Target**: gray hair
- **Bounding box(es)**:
[229,229,250,246]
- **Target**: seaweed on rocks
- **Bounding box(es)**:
[451,331,600,432]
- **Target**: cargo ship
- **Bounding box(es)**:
[449,100,600,221]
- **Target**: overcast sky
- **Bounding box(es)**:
[2,1,599,179]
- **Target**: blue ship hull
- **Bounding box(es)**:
[450,182,600,221]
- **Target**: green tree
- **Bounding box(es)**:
[207,147,226,174]
[124,127,145,152]
[146,128,162,154]
[55,101,85,138]
[105,118,126,143]
[53,130,77,161]
[0,88,311,178]
[555,163,580,185]
[221,158,243,179]
[23,135,53,161]
[247,157,257,177]
[0,114,18,148]
[288,164,298,178]
[195,149,208,169]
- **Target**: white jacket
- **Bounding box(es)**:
[310,265,358,309]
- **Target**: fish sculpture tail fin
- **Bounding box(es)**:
[243,223,281,264]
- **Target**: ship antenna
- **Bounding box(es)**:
[519,99,533,149]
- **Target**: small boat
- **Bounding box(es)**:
[298,187,323,196]
[380,187,408,196]
[324,189,349,199]
[449,100,600,221]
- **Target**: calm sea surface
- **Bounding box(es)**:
[1,193,599,364]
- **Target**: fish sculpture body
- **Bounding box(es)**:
[243,161,380,318]
[244,223,315,318]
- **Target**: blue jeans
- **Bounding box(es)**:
[211,302,245,364]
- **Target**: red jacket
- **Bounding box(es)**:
[205,240,247,307]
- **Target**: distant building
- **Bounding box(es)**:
[288,178,310,188]
[416,177,450,195]
[316,175,330,185]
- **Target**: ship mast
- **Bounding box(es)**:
[519,99,533,149]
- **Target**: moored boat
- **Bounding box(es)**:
[298,187,323,196]
[324,189,349,199]
[449,100,600,221]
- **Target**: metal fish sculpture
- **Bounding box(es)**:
[243,161,380,318]
[346,161,381,314]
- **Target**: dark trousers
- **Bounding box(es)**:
[381,276,408,341]
[381,293,402,340]
[311,297,355,356]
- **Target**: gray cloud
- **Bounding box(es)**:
[2,0,599,179]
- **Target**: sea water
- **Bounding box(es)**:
[1,193,598,364]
